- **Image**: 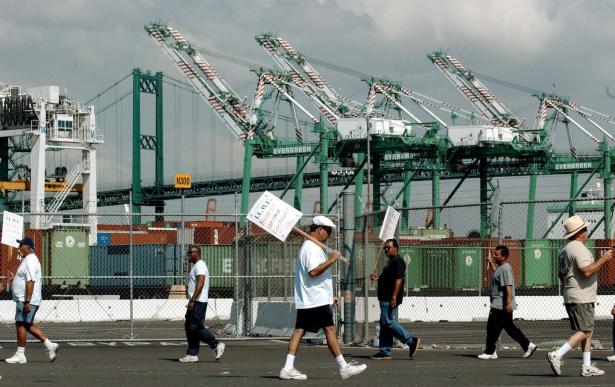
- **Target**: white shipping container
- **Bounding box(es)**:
[447,125,516,146]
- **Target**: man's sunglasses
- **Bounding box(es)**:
[320,226,332,235]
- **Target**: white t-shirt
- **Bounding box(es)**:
[294,240,333,309]
[559,240,597,303]
[13,253,43,306]
[188,259,209,303]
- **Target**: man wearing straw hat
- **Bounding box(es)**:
[278,216,367,380]
[547,215,613,377]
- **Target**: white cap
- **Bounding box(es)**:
[312,215,336,230]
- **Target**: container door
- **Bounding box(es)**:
[524,240,552,287]
[51,230,89,285]
[454,247,481,289]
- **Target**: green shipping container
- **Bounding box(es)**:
[422,245,453,289]
[399,245,422,289]
[524,240,552,286]
[51,230,89,285]
[454,247,481,289]
[201,245,235,288]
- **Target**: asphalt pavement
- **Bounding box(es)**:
[0,340,614,386]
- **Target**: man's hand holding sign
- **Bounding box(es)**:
[247,191,348,265]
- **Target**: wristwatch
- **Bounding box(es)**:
[24,300,30,304]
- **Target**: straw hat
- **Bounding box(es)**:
[563,215,587,238]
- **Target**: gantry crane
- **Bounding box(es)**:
[428,51,521,129]
[255,33,365,124]
[256,33,449,217]
[145,22,334,215]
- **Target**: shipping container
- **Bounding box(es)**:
[50,230,89,285]
[523,240,552,287]
[201,245,234,289]
[398,243,423,290]
[89,244,172,287]
[596,239,615,287]
[454,246,481,289]
[420,241,453,289]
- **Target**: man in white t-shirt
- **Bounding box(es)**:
[1,237,59,364]
[279,216,367,380]
[178,244,225,363]
[547,215,613,377]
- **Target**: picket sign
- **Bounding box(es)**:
[247,191,348,265]
[1,211,23,248]
[379,206,401,242]
[372,206,401,275]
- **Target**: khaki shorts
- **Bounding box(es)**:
[565,303,595,332]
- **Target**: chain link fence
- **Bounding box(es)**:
[0,212,340,342]
[0,198,614,350]
[354,197,615,348]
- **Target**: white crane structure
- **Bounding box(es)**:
[255,33,365,125]
[0,84,103,244]
[145,22,258,141]
[427,51,525,147]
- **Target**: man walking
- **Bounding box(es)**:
[178,245,225,363]
[369,239,420,360]
[2,237,59,364]
[547,215,613,376]
[477,245,537,360]
[279,216,367,380]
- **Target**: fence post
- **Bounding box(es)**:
[363,213,369,345]
[242,222,252,336]
[129,192,134,340]
[342,190,355,344]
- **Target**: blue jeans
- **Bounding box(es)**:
[185,301,218,356]
[378,301,413,355]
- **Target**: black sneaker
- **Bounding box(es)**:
[409,337,420,359]
[370,352,392,360]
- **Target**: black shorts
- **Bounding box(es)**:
[295,305,334,333]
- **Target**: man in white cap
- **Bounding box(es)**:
[547,215,613,377]
[279,215,367,380]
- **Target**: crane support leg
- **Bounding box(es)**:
[569,171,578,216]
[526,163,538,239]
[602,142,612,239]
[240,141,253,225]
[480,158,489,237]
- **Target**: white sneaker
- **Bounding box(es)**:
[47,342,60,362]
[581,363,605,377]
[477,352,498,360]
[339,363,367,380]
[547,351,562,376]
[5,353,27,364]
[178,354,199,363]
[523,342,537,358]
[607,354,615,362]
[214,342,225,361]
[279,367,307,380]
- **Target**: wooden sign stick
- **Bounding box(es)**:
[293,226,349,265]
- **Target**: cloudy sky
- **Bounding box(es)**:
[2,0,615,215]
